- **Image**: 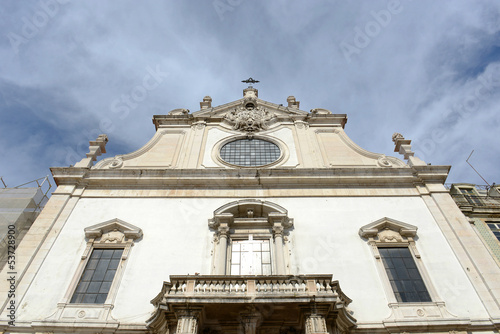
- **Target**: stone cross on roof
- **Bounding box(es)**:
[241,77,259,87]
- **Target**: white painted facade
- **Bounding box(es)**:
[1,88,499,333]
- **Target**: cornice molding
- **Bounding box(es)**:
[51,165,450,188]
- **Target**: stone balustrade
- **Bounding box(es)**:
[148,275,356,334]
[162,275,346,301]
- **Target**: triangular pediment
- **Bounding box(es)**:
[84,218,143,240]
[192,98,309,119]
[359,217,418,239]
[189,93,311,133]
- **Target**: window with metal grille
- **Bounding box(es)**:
[220,138,280,167]
[379,247,431,303]
[71,248,123,304]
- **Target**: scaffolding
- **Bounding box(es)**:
[0,176,52,270]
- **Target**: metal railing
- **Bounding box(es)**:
[444,183,491,191]
[450,193,500,208]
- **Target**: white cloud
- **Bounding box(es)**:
[1,0,499,187]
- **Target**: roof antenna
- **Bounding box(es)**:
[466,150,491,187]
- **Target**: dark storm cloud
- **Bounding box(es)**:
[0,0,499,188]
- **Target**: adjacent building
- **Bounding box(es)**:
[449,183,500,265]
[1,87,500,334]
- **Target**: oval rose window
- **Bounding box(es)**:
[220,138,281,167]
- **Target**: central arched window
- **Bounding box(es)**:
[208,200,293,275]
[220,138,281,167]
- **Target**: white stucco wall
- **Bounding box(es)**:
[265,127,299,167]
[202,128,232,167]
[19,196,488,324]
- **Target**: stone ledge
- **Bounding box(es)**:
[51,166,450,188]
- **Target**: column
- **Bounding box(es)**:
[272,223,286,275]
[210,213,233,275]
[269,213,289,275]
[215,223,229,275]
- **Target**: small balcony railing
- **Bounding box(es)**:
[450,194,500,208]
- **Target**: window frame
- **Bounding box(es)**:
[458,186,483,206]
[359,217,439,306]
[228,234,274,275]
[220,138,281,167]
[485,220,500,242]
[378,246,432,303]
[52,219,142,323]
[209,200,293,276]
[213,135,289,169]
[70,247,125,304]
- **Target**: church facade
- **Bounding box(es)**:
[1,87,500,334]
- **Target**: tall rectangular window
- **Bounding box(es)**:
[71,248,123,304]
[230,237,271,275]
[379,247,431,303]
[486,222,500,242]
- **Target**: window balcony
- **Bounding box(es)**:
[148,274,356,334]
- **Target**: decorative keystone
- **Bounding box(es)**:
[74,134,108,168]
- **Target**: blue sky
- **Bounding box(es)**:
[0,0,499,189]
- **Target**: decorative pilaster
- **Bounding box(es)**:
[175,309,201,334]
[300,303,332,334]
[210,213,233,274]
[176,316,197,334]
[269,212,288,275]
[239,306,262,334]
[305,314,329,334]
